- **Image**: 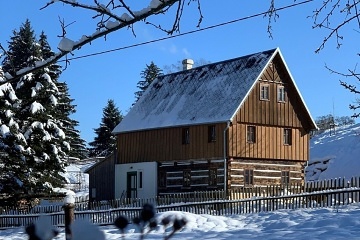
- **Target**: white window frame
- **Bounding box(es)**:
[277,85,286,102]
[260,83,270,100]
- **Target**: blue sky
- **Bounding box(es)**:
[1,1,359,144]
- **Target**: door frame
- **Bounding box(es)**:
[127,171,137,198]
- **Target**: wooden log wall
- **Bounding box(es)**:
[158,160,225,194]
[229,158,303,188]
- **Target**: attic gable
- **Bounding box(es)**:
[113,49,277,134]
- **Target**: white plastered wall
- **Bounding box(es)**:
[115,162,157,199]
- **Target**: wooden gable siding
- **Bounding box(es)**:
[116,123,227,164]
[234,56,310,128]
[229,125,308,161]
[229,57,310,161]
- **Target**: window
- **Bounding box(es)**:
[183,169,191,188]
[208,125,216,142]
[247,126,256,143]
[138,171,143,189]
[182,128,190,144]
[208,168,217,187]
[159,171,167,188]
[244,169,254,185]
[283,128,292,145]
[277,86,286,102]
[260,84,270,100]
[281,171,290,185]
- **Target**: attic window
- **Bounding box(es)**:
[277,86,286,102]
[182,128,190,144]
[260,83,270,100]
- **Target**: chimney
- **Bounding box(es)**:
[182,59,194,71]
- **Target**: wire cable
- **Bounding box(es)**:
[59,0,313,62]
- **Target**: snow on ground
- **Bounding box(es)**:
[2,204,360,239]
[306,123,360,181]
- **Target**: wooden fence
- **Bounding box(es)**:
[1,176,358,215]
[1,187,360,229]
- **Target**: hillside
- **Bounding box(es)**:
[306,123,360,181]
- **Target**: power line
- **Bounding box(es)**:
[60,0,313,62]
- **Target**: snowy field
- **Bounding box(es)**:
[2,204,360,239]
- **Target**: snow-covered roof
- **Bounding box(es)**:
[113,48,315,133]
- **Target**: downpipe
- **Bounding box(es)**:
[223,121,231,193]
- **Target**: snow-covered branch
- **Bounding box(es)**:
[1,0,198,84]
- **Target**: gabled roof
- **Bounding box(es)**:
[113,48,317,134]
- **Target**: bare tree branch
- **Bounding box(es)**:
[264,0,279,39]
[311,0,360,52]
[326,63,360,117]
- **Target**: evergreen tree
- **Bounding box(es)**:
[38,32,88,160]
[57,82,88,159]
[0,20,77,196]
[134,62,162,103]
[0,71,30,195]
[2,19,39,75]
[89,99,123,157]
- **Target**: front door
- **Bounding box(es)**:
[127,171,137,198]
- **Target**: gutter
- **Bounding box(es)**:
[223,121,231,193]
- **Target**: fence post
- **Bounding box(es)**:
[64,194,75,240]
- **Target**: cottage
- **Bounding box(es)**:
[88,48,317,201]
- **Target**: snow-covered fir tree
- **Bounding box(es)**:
[0,69,31,195]
[56,82,88,160]
[134,61,162,103]
[89,99,123,157]
[38,32,88,160]
[0,20,85,197]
